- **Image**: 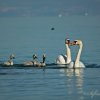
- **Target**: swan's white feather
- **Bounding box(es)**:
[56,55,67,64]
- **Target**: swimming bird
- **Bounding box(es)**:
[56,38,72,65]
[23,54,37,66]
[70,40,85,68]
[36,54,46,67]
[3,54,15,66]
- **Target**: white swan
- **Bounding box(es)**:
[36,54,46,67]
[68,40,85,68]
[4,54,15,66]
[23,54,37,66]
[56,39,72,64]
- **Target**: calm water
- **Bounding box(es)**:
[0,16,100,100]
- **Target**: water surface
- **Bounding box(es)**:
[0,16,100,100]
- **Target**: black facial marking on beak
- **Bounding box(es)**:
[67,39,70,44]
[75,40,77,43]
[73,40,77,45]
[65,38,70,44]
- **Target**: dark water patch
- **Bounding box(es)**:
[0,63,100,69]
[0,71,34,76]
[87,83,100,86]
[86,64,100,68]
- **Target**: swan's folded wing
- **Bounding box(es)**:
[56,55,66,64]
[23,61,33,66]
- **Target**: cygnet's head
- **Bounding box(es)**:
[33,54,37,59]
[10,54,15,59]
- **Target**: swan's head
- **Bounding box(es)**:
[10,54,15,59]
[33,54,37,59]
[72,40,83,45]
[43,54,46,59]
[65,38,72,46]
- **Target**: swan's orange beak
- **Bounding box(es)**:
[71,40,78,45]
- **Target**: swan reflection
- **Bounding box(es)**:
[59,68,84,100]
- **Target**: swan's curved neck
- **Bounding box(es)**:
[43,57,45,63]
[10,58,13,61]
[65,44,71,64]
[74,43,83,67]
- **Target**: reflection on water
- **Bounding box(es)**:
[59,68,84,100]
[0,66,100,100]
